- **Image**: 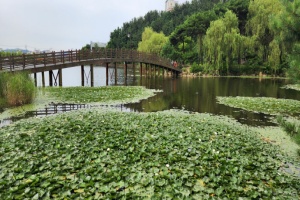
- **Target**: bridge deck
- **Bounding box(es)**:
[0,49,181,74]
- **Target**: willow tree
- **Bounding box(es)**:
[246,0,284,73]
[138,27,168,55]
[204,10,243,74]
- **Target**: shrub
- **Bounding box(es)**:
[0,72,36,106]
[190,63,203,73]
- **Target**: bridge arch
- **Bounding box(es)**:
[0,49,181,86]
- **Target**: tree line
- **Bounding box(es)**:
[108,0,299,80]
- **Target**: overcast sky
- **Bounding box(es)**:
[0,0,189,51]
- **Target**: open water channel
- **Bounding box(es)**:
[1,65,300,127]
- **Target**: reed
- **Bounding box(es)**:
[0,72,35,106]
[277,115,300,156]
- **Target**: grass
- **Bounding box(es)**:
[277,116,300,156]
[0,109,299,199]
[0,72,36,106]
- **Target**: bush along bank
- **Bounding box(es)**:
[0,72,35,107]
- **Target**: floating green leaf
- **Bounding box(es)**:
[217,96,300,115]
[0,109,299,198]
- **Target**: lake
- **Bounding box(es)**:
[3,65,300,126]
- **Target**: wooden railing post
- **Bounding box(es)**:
[22,54,26,69]
[52,51,56,64]
[11,55,14,71]
[43,52,46,66]
[0,54,2,70]
[33,53,36,68]
[62,50,65,63]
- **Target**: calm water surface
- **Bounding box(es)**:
[2,66,300,126]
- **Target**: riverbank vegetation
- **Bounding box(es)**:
[0,109,299,199]
[0,72,35,107]
[107,0,300,80]
[277,116,300,155]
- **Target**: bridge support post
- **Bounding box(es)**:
[114,63,117,85]
[133,62,136,77]
[49,70,53,86]
[153,65,155,77]
[81,65,84,86]
[90,64,94,87]
[106,63,109,86]
[34,73,37,87]
[124,62,128,80]
[42,72,45,87]
[140,63,143,77]
[58,68,62,86]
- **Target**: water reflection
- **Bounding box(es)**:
[2,66,300,127]
[125,77,299,126]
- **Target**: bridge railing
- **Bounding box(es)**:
[0,49,180,72]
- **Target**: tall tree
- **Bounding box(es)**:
[272,0,300,81]
[204,10,243,74]
[246,0,284,73]
[138,27,168,55]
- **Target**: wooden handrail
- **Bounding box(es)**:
[0,49,181,73]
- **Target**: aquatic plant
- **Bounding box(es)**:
[0,109,299,199]
[217,96,300,115]
[0,72,35,106]
[277,116,300,149]
[282,84,300,91]
[43,86,160,105]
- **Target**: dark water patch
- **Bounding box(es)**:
[0,103,130,127]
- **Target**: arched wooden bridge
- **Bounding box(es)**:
[0,49,181,86]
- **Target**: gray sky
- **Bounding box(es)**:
[0,0,189,51]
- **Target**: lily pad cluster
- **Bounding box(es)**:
[44,86,160,105]
[217,96,300,116]
[0,109,299,199]
[282,84,300,91]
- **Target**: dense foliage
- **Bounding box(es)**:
[106,0,300,78]
[0,109,299,199]
[107,0,220,49]
[0,72,35,107]
[0,51,23,56]
[137,27,168,55]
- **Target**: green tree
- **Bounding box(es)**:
[177,10,218,64]
[272,0,300,81]
[81,44,91,51]
[204,10,243,74]
[246,0,284,74]
[138,27,168,55]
